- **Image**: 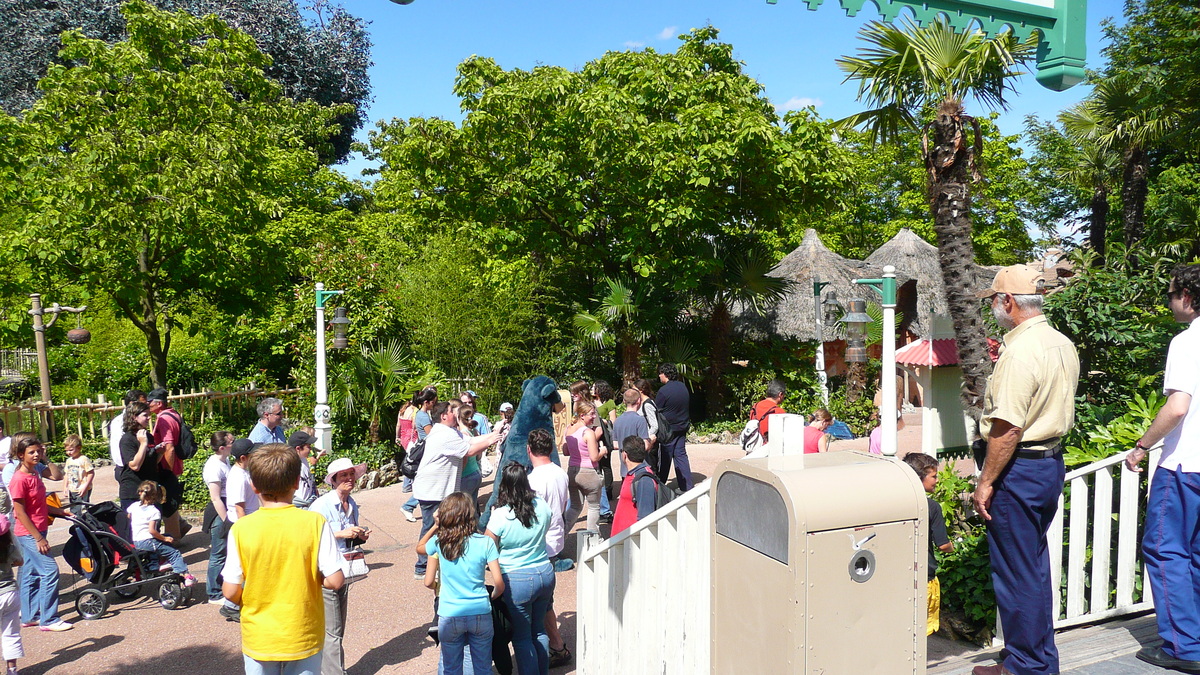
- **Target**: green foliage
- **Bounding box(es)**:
[937,527,995,627]
[0,0,345,387]
[332,340,444,444]
[1064,392,1163,469]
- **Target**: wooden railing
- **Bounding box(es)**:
[0,349,36,376]
[1051,444,1161,629]
[0,385,300,442]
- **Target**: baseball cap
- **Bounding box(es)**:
[465,390,479,399]
[287,431,316,448]
[977,264,1045,298]
[230,438,257,459]
[499,402,513,412]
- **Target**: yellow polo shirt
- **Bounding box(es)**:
[981,314,1080,448]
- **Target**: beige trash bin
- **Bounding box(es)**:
[711,451,928,674]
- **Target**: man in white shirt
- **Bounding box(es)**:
[1127,264,1200,672]
[412,401,498,578]
[525,427,572,666]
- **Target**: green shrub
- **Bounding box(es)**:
[937,527,995,627]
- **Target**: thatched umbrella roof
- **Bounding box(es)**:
[865,228,1000,338]
[737,229,899,342]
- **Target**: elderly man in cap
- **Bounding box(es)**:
[288,430,327,508]
[971,265,1079,675]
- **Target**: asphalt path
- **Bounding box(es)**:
[20,442,755,674]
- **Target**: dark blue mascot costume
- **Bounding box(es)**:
[478,375,561,531]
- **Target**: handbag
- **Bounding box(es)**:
[0,486,10,516]
[342,546,369,583]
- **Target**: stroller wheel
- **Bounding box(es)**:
[159,580,185,610]
[76,588,108,620]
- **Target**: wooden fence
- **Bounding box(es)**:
[0,385,301,443]
[0,349,36,378]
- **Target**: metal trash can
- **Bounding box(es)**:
[711,449,928,674]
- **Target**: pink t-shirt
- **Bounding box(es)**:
[153,408,184,476]
[8,470,49,536]
[565,426,595,469]
[869,427,883,455]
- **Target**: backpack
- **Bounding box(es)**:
[642,399,676,444]
[400,438,426,479]
[741,403,779,455]
[163,410,199,460]
[630,465,675,511]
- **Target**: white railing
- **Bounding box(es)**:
[1050,444,1161,629]
[577,480,713,674]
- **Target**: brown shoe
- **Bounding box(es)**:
[971,665,1014,675]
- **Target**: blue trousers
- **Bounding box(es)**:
[16,533,60,625]
[656,435,693,492]
[1144,467,1200,660]
[415,499,440,576]
[501,562,555,675]
[207,518,228,601]
[438,612,494,675]
[987,454,1064,675]
[136,538,187,574]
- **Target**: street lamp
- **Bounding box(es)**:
[813,277,841,407]
[841,299,871,364]
[854,265,898,456]
[28,294,87,405]
[314,283,348,453]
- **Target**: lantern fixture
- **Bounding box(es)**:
[331,306,350,350]
[841,298,871,364]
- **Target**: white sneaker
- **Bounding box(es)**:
[39,620,73,632]
[403,509,417,523]
[208,597,225,605]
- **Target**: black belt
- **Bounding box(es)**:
[1015,438,1061,460]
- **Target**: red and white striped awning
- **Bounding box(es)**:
[895,337,1000,366]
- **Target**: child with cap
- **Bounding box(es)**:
[220,438,258,622]
[223,443,344,674]
[288,431,326,509]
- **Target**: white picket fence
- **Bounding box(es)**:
[576,480,713,675]
[1050,444,1160,629]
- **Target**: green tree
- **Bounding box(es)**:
[836,18,1037,424]
[1,0,342,388]
[0,0,371,162]
[366,27,849,379]
[333,339,443,444]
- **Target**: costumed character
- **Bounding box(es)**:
[478,375,564,530]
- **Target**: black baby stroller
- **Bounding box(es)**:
[61,501,191,619]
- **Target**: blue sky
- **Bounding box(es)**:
[338,0,1125,178]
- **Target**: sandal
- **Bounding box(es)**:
[549,645,572,667]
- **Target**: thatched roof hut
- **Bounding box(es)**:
[737,229,899,342]
[865,229,1000,338]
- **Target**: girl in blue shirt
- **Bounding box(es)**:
[418,492,503,675]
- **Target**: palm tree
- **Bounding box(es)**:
[836,18,1036,424]
[1057,104,1121,265]
[1062,72,1175,250]
[574,277,663,387]
[333,339,445,444]
[696,247,790,417]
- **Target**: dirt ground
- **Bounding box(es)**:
[22,419,944,675]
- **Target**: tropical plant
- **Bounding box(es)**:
[332,340,445,444]
[1040,107,1121,265]
[574,277,668,387]
[836,17,1037,426]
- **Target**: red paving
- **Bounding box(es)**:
[23,425,946,674]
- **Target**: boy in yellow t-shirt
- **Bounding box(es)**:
[222,444,344,674]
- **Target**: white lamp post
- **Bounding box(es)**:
[854,265,898,455]
[314,283,348,453]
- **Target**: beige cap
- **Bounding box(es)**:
[977,264,1045,298]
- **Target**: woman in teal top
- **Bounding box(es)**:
[418,492,503,675]
[485,463,554,675]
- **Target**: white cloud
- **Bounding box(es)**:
[624,41,645,49]
[776,96,824,111]
[657,26,678,40]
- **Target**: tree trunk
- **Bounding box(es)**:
[368,417,380,445]
[1089,184,1109,267]
[846,361,867,403]
[1122,145,1148,249]
[706,301,732,418]
[619,335,641,389]
[925,100,994,428]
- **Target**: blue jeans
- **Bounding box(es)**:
[415,499,440,575]
[987,454,1064,675]
[461,472,482,507]
[207,518,229,600]
[136,538,187,574]
[501,562,555,675]
[657,435,693,492]
[403,494,419,513]
[438,612,493,675]
[242,651,321,675]
[599,485,612,516]
[1144,467,1200,660]
[16,532,60,625]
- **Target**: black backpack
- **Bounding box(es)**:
[630,465,676,511]
[163,410,199,460]
[642,400,676,444]
[400,438,426,479]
